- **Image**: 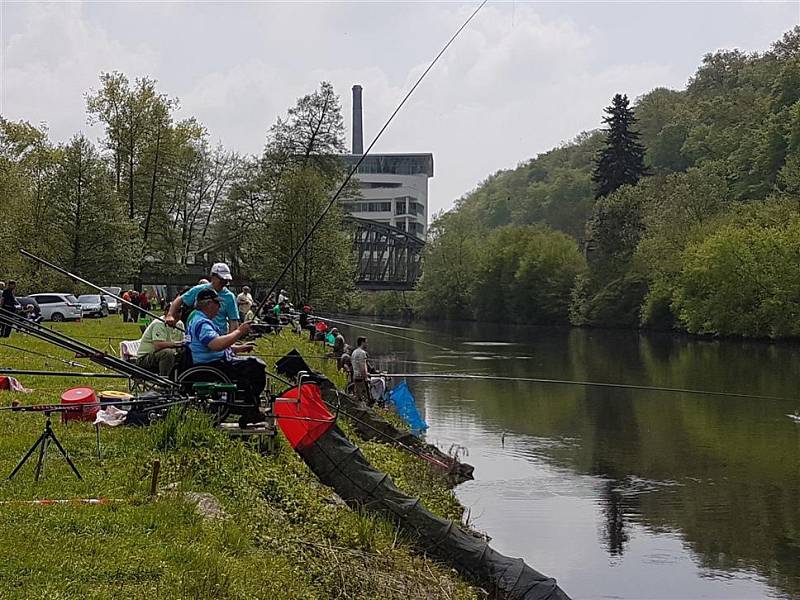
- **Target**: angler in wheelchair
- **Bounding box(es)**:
[179,287,267,427]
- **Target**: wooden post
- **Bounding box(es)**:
[149,459,161,497]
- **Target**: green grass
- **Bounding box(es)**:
[0,316,478,599]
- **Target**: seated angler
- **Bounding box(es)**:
[188,288,265,426]
[137,309,186,377]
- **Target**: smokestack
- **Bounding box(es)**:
[352,84,363,155]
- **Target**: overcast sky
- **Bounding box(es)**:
[2,1,798,215]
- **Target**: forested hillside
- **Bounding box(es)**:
[417,27,800,338]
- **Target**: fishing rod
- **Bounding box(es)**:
[323,390,451,470]
[0,369,128,379]
[380,372,797,402]
[20,249,168,326]
[0,395,188,413]
[0,308,177,388]
[0,341,88,369]
[252,1,488,319]
[319,315,450,351]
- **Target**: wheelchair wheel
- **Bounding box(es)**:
[177,365,233,425]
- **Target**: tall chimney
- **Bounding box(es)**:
[352,84,363,155]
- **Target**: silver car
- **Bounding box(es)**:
[28,293,83,322]
[77,294,109,318]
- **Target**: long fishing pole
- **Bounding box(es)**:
[252,1,488,318]
[0,308,176,388]
[380,372,796,402]
[19,249,167,325]
[0,341,88,369]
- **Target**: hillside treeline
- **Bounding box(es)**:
[0,76,353,304]
[417,27,800,338]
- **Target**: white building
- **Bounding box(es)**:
[340,85,433,239]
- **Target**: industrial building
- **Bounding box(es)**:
[340,85,433,239]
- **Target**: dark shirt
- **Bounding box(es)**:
[1,288,15,310]
[333,334,346,356]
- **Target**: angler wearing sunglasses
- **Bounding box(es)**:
[187,288,264,426]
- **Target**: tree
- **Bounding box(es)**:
[592,94,647,198]
[415,210,482,320]
[49,134,138,282]
[236,82,354,305]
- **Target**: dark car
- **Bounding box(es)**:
[16,296,41,318]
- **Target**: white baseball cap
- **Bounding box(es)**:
[210,262,233,280]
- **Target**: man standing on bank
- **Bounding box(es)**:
[236,285,254,321]
[351,336,371,405]
[165,263,240,333]
[0,280,16,338]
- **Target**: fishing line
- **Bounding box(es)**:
[380,372,796,402]
[0,342,88,369]
[252,0,488,318]
[319,316,450,351]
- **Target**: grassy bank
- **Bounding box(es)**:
[0,317,478,599]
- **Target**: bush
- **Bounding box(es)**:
[673,213,800,337]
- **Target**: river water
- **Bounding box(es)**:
[332,318,800,600]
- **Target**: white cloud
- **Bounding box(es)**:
[3,2,158,142]
[2,1,796,213]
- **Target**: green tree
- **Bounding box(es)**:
[472,225,586,324]
[592,94,647,198]
[673,204,800,337]
[415,210,481,320]
[237,82,354,305]
[50,134,138,282]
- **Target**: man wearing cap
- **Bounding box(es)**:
[165,262,239,333]
[187,288,264,426]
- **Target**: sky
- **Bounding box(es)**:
[2,1,799,216]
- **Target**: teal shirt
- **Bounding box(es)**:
[181,283,239,333]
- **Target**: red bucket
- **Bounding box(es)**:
[61,387,98,423]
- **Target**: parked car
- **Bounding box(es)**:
[102,295,119,314]
[101,287,122,313]
[27,293,83,322]
[77,294,109,318]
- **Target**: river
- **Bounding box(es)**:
[331,318,800,600]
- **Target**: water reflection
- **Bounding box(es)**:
[335,319,800,599]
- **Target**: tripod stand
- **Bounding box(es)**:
[8,411,82,482]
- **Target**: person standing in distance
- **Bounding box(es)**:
[236,285,254,320]
[165,263,240,333]
[0,280,16,338]
[351,336,370,405]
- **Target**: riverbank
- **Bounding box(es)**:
[0,317,479,599]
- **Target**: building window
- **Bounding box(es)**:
[360,181,402,189]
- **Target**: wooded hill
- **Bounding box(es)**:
[416,27,800,338]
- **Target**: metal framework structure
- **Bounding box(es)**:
[345,216,425,290]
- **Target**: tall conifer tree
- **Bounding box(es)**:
[592,94,647,198]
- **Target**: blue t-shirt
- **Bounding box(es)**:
[188,311,227,364]
[181,283,239,333]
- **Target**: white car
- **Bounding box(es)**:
[101,287,122,313]
[27,293,83,322]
